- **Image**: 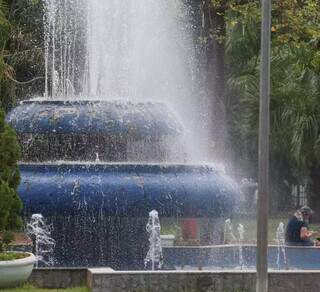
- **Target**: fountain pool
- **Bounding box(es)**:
[163,245,320,270]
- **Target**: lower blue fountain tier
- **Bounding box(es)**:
[19,163,237,217]
[19,163,239,268]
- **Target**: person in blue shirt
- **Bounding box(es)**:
[285,206,319,246]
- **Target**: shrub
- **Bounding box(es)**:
[0,108,22,252]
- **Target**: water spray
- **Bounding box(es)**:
[276,222,287,270]
[26,214,55,267]
[144,210,163,270]
[237,224,244,269]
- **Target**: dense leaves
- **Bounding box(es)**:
[0,108,22,251]
[224,0,320,211]
[0,251,29,260]
[0,0,44,111]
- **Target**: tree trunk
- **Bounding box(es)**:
[202,1,227,161]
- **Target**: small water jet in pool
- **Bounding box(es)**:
[276,222,287,270]
[144,210,163,271]
[224,219,237,244]
[26,214,55,267]
[237,224,245,269]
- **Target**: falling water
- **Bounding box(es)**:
[43,0,87,98]
[26,214,56,267]
[237,224,244,269]
[224,219,237,244]
[276,222,287,270]
[44,0,195,101]
[144,210,163,270]
[43,0,209,161]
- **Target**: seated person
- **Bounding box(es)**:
[285,206,319,246]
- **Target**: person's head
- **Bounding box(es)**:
[299,206,314,221]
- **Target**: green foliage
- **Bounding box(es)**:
[0,0,44,111]
[0,231,13,252]
[0,251,28,261]
[0,110,21,187]
[0,1,10,47]
[224,0,320,210]
[0,107,22,249]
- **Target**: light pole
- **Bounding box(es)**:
[257,0,271,291]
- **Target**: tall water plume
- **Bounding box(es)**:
[44,0,87,98]
[44,0,196,100]
[43,0,209,161]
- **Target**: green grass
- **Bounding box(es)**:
[231,217,286,244]
[0,252,30,261]
[0,285,89,292]
[232,217,320,244]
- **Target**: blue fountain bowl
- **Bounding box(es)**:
[7,99,185,162]
[19,162,238,218]
[7,99,182,137]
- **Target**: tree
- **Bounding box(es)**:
[0,0,44,112]
[225,0,320,213]
[202,0,228,160]
[201,0,257,161]
[0,0,14,111]
[0,108,22,250]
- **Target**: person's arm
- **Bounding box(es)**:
[300,227,315,239]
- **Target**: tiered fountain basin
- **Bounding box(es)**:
[163,244,320,270]
[7,99,184,162]
[18,163,236,218]
[7,99,239,269]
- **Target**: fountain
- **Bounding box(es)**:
[276,222,287,270]
[237,224,245,269]
[7,98,239,268]
[144,210,163,270]
[223,219,237,244]
[26,214,55,267]
[4,0,320,276]
[6,0,240,269]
